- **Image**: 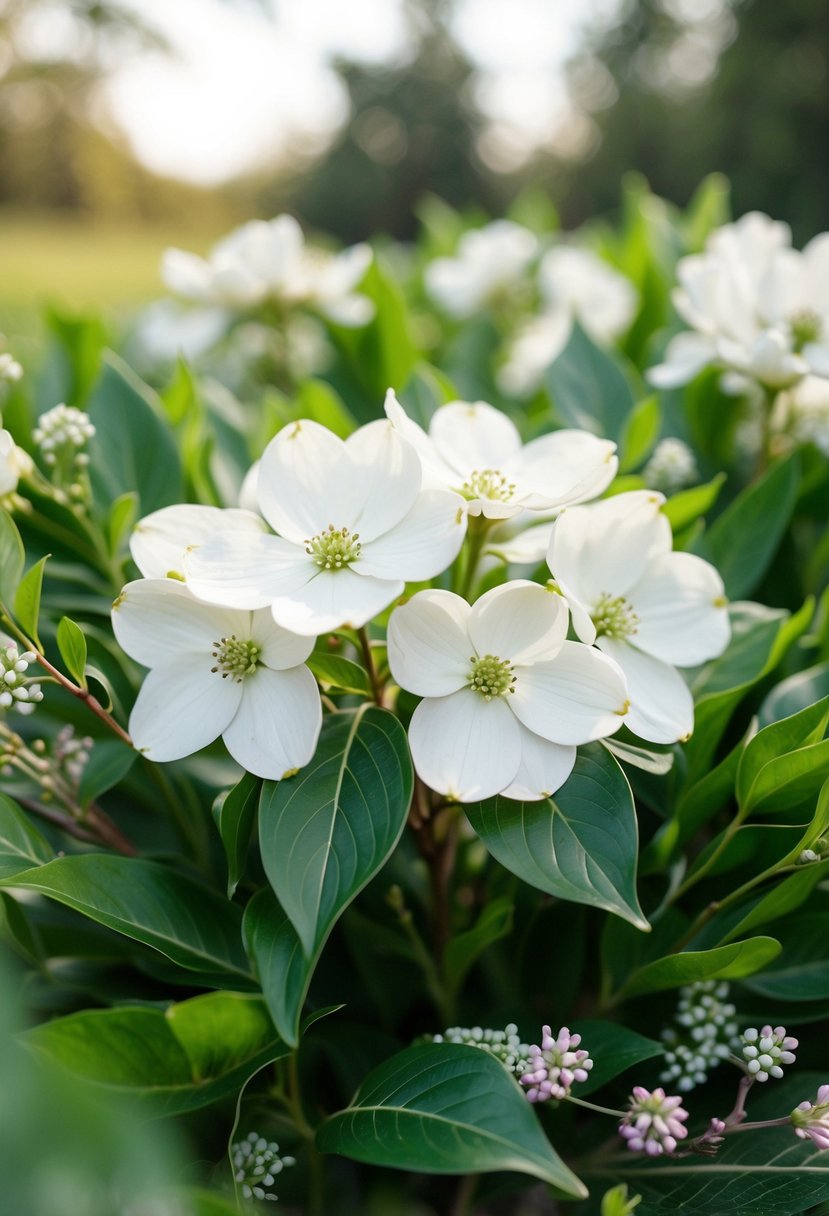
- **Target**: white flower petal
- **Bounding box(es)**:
[486,519,554,565]
[384,389,457,491]
[354,489,466,581]
[500,725,576,801]
[185,532,314,610]
[112,579,246,667]
[253,609,316,670]
[547,491,671,604]
[598,638,693,744]
[632,552,730,666]
[129,657,241,761]
[430,400,522,477]
[647,333,718,388]
[387,590,472,697]
[222,665,322,779]
[468,580,567,666]
[510,640,629,745]
[270,568,402,635]
[508,430,618,510]
[409,689,522,802]
[257,420,355,543]
[161,249,212,302]
[344,419,422,541]
[130,504,266,580]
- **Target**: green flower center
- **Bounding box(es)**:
[468,653,515,700]
[211,635,261,682]
[305,524,362,570]
[592,593,639,640]
[460,468,516,503]
[790,308,822,351]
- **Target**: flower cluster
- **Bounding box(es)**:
[0,642,44,715]
[741,1025,798,1081]
[0,351,22,382]
[643,438,699,494]
[231,1131,295,1203]
[661,981,739,1092]
[618,1087,690,1156]
[650,211,829,391]
[433,1024,531,1076]
[0,425,33,501]
[792,1085,829,1150]
[33,403,95,464]
[519,1025,594,1103]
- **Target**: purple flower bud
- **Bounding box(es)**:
[619,1087,690,1156]
[519,1025,594,1103]
[792,1084,829,1150]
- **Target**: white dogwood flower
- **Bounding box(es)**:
[424,220,538,318]
[163,215,373,326]
[384,392,617,520]
[112,578,321,778]
[387,581,629,802]
[499,247,637,397]
[546,490,730,743]
[130,503,267,581]
[650,212,829,390]
[185,418,467,636]
[0,427,32,498]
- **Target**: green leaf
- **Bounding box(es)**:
[718,860,829,945]
[694,452,800,599]
[466,744,648,930]
[737,697,829,808]
[569,1020,663,1095]
[741,737,829,815]
[546,322,637,442]
[597,1074,829,1215]
[297,379,355,438]
[317,1042,587,1196]
[212,771,261,899]
[307,652,371,696]
[741,914,829,1001]
[259,706,413,956]
[1,855,251,980]
[24,992,287,1117]
[331,257,417,400]
[661,473,725,534]
[56,615,88,687]
[87,353,183,516]
[243,887,314,1048]
[76,740,137,808]
[13,556,48,646]
[759,662,829,728]
[621,936,781,998]
[444,898,513,998]
[619,395,661,472]
[0,793,52,878]
[107,491,139,557]
[0,508,25,604]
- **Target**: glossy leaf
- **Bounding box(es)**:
[243,886,314,1048]
[77,740,137,808]
[759,662,829,728]
[621,936,781,997]
[258,706,413,956]
[0,508,24,604]
[742,737,829,815]
[13,556,48,646]
[466,744,648,930]
[1,854,251,980]
[737,696,829,809]
[741,914,829,1001]
[0,793,52,878]
[307,652,371,696]
[212,771,261,898]
[661,473,725,534]
[317,1042,587,1196]
[24,992,287,1116]
[546,322,637,441]
[56,615,88,687]
[718,860,829,945]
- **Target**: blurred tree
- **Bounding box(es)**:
[550,0,829,241]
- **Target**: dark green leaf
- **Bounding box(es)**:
[759,662,829,728]
[1,855,251,980]
[56,615,88,687]
[718,860,829,945]
[737,697,829,809]
[259,706,413,956]
[0,793,52,878]
[212,770,261,898]
[694,453,800,599]
[307,652,371,696]
[742,738,829,815]
[569,1020,663,1095]
[741,914,829,1000]
[77,740,137,808]
[466,744,648,930]
[622,936,781,997]
[243,887,314,1048]
[14,556,48,645]
[24,992,287,1116]
[0,509,24,604]
[444,897,513,997]
[87,353,183,516]
[546,322,637,442]
[317,1042,586,1196]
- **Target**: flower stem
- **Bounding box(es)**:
[357,626,384,706]
[565,1094,627,1118]
[34,651,133,746]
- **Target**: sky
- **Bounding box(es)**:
[101,0,619,185]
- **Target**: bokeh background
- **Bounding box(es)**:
[1,0,827,337]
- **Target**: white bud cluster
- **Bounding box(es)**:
[231,1131,295,1203]
[0,352,23,382]
[0,643,43,715]
[741,1025,798,1081]
[33,403,95,466]
[643,438,699,494]
[661,981,739,1092]
[433,1024,531,1076]
[54,725,94,785]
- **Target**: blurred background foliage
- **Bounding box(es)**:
[1,0,827,330]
